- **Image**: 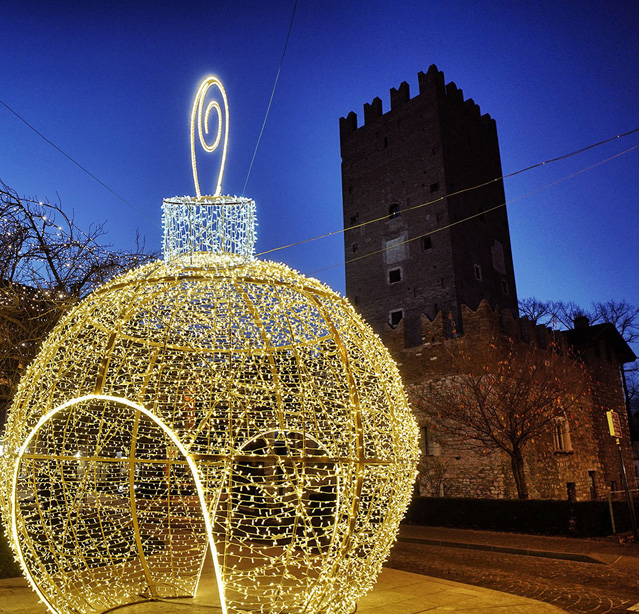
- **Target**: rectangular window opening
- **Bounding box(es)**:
[388,268,402,284]
[421,426,440,457]
[474,264,482,281]
[389,309,403,328]
[588,471,597,500]
[553,417,572,453]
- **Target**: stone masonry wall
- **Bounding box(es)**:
[389,300,636,501]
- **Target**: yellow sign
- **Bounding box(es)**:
[607,410,622,438]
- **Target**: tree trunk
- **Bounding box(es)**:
[510,449,529,500]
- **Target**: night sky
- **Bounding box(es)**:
[2,1,638,317]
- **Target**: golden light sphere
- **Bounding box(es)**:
[0,228,419,613]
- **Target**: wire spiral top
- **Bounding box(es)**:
[190,76,230,197]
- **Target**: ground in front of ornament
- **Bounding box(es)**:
[0,551,569,614]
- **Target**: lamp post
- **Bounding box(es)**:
[607,410,638,540]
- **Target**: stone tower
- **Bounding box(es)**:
[340,64,518,344]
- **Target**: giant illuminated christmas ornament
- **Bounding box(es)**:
[0,77,419,614]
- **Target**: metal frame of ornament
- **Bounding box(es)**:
[0,76,419,614]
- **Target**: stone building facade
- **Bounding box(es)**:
[340,66,636,501]
[340,64,518,346]
[386,301,636,501]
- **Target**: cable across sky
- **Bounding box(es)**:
[1,86,637,269]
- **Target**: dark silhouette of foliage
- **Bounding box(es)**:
[0,180,156,425]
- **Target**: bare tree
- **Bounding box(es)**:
[518,298,584,330]
[519,297,639,409]
[0,180,153,295]
[519,297,639,344]
[589,300,639,345]
[412,337,590,500]
[517,297,554,327]
[0,180,156,424]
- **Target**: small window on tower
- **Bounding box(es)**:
[388,268,402,284]
[350,213,359,226]
[389,310,404,328]
[474,264,482,281]
[421,236,432,251]
[352,243,358,253]
[388,203,401,219]
[430,182,439,193]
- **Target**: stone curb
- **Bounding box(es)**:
[397,536,605,564]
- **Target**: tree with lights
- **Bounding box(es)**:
[412,337,590,500]
[0,180,154,425]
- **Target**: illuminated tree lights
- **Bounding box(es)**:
[0,76,419,614]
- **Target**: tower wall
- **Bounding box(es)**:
[340,65,518,345]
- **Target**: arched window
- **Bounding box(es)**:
[553,415,573,452]
[388,203,400,219]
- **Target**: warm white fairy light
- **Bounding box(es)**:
[0,76,419,614]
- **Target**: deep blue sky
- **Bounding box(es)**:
[2,0,638,315]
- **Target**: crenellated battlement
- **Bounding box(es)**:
[363,96,383,123]
[383,300,579,386]
[339,64,494,138]
[385,299,565,354]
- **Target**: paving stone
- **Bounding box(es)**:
[388,539,639,614]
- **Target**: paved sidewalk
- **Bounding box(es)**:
[0,559,568,614]
[398,524,639,569]
[3,526,639,613]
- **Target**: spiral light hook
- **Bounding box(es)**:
[190,76,229,197]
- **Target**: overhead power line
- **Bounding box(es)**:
[257,127,639,259]
[0,99,160,231]
[241,0,299,196]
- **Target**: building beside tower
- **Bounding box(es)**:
[339,65,636,504]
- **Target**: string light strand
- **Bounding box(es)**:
[309,143,639,274]
[257,128,639,259]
